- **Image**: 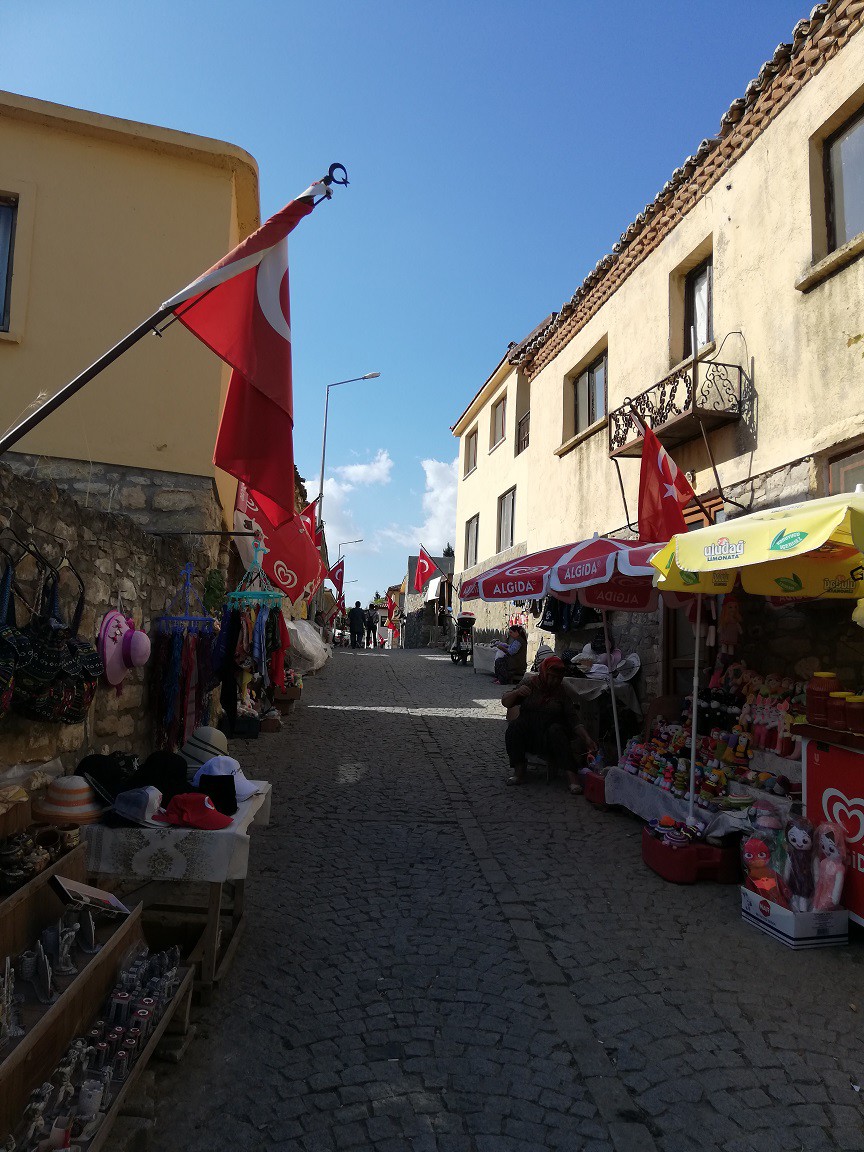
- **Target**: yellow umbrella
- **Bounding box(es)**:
[651,491,864,599]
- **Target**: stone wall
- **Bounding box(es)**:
[0,462,221,773]
[7,452,223,535]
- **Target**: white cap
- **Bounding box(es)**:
[192,756,259,802]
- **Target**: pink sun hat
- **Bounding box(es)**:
[97,610,152,687]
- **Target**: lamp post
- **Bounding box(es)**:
[338,538,363,559]
[317,373,381,532]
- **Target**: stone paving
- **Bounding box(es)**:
[153,649,864,1152]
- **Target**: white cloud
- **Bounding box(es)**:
[381,456,458,554]
[308,449,394,557]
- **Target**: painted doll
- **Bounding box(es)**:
[782,816,814,912]
[742,835,787,907]
[812,823,847,911]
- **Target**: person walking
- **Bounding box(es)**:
[348,601,366,650]
[365,605,378,650]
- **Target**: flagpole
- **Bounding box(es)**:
[0,305,174,457]
[0,164,349,461]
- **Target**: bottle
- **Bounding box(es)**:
[846,696,864,734]
[806,671,841,726]
[826,691,853,731]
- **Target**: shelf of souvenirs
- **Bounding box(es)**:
[791,722,864,753]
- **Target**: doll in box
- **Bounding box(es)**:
[783,816,815,912]
[812,823,847,911]
[742,834,788,906]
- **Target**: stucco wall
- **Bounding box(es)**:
[453,26,864,571]
[0,92,257,511]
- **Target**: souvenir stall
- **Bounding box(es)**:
[637,491,864,941]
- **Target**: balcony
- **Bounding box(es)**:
[607,357,748,458]
[516,411,530,455]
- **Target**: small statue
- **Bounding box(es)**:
[77,909,100,955]
[54,1054,77,1107]
[33,942,56,1005]
[55,924,79,976]
[22,1082,52,1144]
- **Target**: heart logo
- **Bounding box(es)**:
[822,788,864,845]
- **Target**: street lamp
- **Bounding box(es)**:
[338,538,363,559]
[317,373,381,531]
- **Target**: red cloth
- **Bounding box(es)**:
[637,425,694,542]
[269,610,291,692]
[299,499,322,545]
[166,189,320,527]
[327,558,345,596]
[414,547,437,592]
[234,483,326,601]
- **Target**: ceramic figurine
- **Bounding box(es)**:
[77,909,100,955]
[813,823,847,911]
[33,942,56,1005]
[783,816,815,912]
[22,1082,52,1145]
[55,924,79,976]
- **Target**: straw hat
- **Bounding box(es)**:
[32,775,105,825]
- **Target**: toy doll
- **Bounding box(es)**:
[747,797,784,834]
[742,835,788,906]
[783,816,815,912]
[812,823,847,911]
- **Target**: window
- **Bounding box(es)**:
[464,515,479,568]
[491,396,506,447]
[0,196,17,333]
[829,446,864,494]
[826,106,864,252]
[516,411,530,455]
[683,256,713,357]
[574,352,607,434]
[497,487,515,552]
[464,429,477,476]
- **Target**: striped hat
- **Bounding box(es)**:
[32,775,105,825]
[180,726,228,771]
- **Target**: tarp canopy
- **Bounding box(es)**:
[651,491,864,598]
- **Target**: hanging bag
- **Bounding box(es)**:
[0,561,21,720]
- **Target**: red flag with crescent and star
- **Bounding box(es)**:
[637,423,695,542]
[414,546,437,592]
[164,176,332,528]
[327,558,345,596]
[233,483,326,602]
[299,498,322,544]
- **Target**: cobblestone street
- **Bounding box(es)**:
[154,649,864,1152]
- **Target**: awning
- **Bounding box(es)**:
[652,491,864,598]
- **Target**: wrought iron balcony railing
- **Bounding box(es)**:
[516,411,530,455]
[607,357,748,458]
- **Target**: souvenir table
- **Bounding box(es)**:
[604,751,799,839]
[83,784,271,1000]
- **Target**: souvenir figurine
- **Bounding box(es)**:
[783,816,815,912]
[742,835,788,906]
[22,1082,53,1145]
[812,823,847,911]
[33,942,56,1005]
[77,909,100,955]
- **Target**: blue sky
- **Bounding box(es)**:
[4,0,807,604]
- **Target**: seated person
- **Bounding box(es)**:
[502,656,596,794]
[493,625,528,684]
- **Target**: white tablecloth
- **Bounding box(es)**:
[603,767,792,838]
[83,783,272,883]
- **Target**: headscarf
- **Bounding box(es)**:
[537,655,565,697]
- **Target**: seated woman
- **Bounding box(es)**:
[502,656,596,794]
[493,625,528,684]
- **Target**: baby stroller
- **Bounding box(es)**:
[450,612,475,665]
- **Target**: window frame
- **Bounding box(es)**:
[825,103,864,254]
[496,487,516,553]
[573,351,608,435]
[683,256,713,358]
[464,428,478,476]
[0,195,18,334]
[828,445,864,495]
[464,514,479,569]
[491,396,506,448]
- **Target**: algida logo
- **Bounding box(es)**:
[770,529,808,552]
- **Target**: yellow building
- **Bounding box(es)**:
[0,90,260,529]
[452,2,864,694]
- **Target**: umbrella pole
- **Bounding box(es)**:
[687,593,703,823]
[602,610,622,760]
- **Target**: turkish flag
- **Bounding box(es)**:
[299,498,321,544]
[638,425,695,542]
[164,177,330,528]
[386,593,397,621]
[234,483,326,602]
[327,558,345,596]
[414,546,437,592]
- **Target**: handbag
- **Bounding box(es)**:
[13,574,102,724]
